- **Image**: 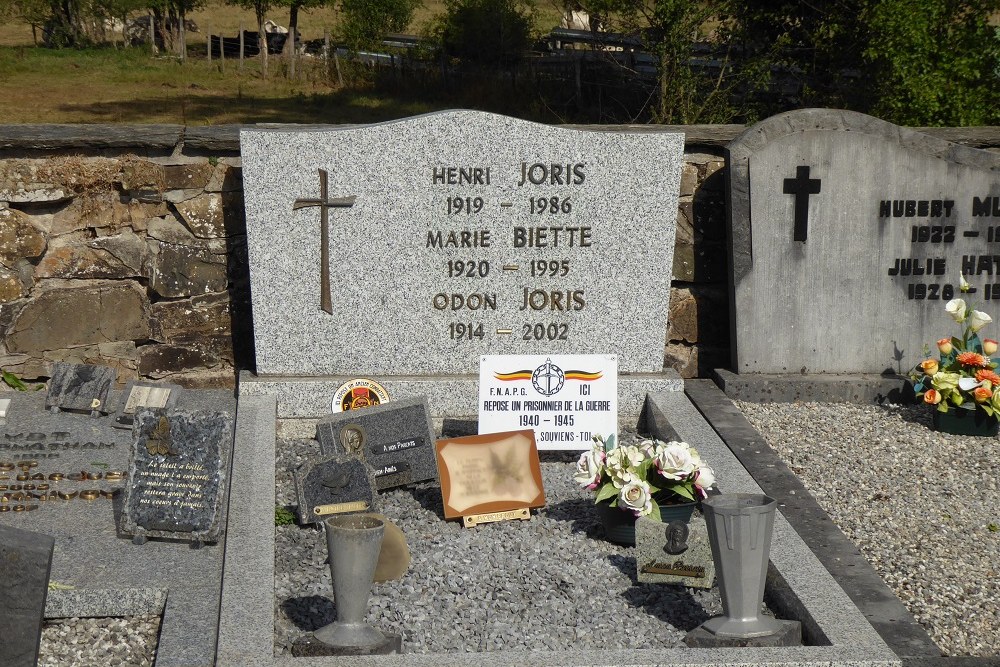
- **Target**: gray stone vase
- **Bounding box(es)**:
[699,494,784,637]
[314,515,390,649]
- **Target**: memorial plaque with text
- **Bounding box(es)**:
[241,111,683,376]
[119,408,234,543]
[728,109,1000,374]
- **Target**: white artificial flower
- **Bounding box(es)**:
[960,274,971,293]
[573,449,603,489]
[969,310,992,333]
[621,445,645,467]
[959,376,984,392]
[694,465,716,495]
[619,479,653,516]
[945,298,967,323]
[655,441,697,480]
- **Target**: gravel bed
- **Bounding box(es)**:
[737,401,1000,657]
[38,615,160,667]
[274,430,732,655]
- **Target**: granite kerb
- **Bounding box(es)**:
[216,390,899,667]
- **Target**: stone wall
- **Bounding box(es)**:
[0,123,994,385]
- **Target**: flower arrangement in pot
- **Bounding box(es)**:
[574,434,716,544]
[910,276,1000,435]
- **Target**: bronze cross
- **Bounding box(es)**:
[292,169,356,314]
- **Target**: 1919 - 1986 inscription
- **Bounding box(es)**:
[428,161,591,342]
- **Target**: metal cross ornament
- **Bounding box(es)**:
[292,168,356,314]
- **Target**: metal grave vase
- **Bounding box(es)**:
[699,493,784,637]
[314,514,388,648]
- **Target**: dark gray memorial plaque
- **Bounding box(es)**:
[0,525,55,667]
[728,108,1000,374]
[45,362,115,415]
[111,380,183,429]
[316,397,437,491]
[119,408,234,543]
[293,454,378,525]
[635,515,715,588]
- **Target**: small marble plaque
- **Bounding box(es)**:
[0,525,54,667]
[119,408,234,544]
[111,381,182,429]
[635,514,715,588]
[434,429,545,521]
[293,454,379,525]
[45,362,115,415]
[316,397,437,491]
[0,397,9,424]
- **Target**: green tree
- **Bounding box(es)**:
[435,0,533,68]
[336,0,422,51]
[863,0,1000,126]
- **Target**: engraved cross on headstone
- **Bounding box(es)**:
[293,169,356,314]
[782,165,821,242]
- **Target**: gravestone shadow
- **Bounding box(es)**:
[606,553,713,631]
[280,595,337,631]
[403,483,448,520]
[541,498,603,539]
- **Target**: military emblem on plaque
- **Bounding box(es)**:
[331,378,390,413]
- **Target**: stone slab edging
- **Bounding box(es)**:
[216,391,899,667]
[683,379,941,660]
[713,369,913,404]
[0,121,997,155]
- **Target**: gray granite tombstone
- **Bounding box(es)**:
[293,454,379,525]
[119,408,234,544]
[0,525,55,667]
[728,108,1000,375]
[239,110,685,419]
[316,397,437,491]
[45,362,115,415]
[635,514,715,588]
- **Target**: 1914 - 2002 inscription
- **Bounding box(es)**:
[428,161,592,344]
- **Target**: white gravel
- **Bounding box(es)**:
[737,401,1000,657]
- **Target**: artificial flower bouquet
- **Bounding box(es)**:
[911,278,1000,416]
[573,434,715,520]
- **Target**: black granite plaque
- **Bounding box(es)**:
[0,525,55,667]
[293,454,378,525]
[45,362,115,415]
[316,397,437,491]
[119,408,234,543]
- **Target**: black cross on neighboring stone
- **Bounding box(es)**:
[292,169,356,315]
[782,165,821,242]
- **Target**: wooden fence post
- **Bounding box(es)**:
[239,22,244,71]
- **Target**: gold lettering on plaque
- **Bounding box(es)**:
[313,500,369,516]
[462,508,530,527]
[639,560,706,578]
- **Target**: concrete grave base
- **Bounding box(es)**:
[713,369,912,404]
[684,619,802,647]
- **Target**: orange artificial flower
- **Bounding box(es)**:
[920,359,939,375]
[956,351,990,368]
[923,389,942,405]
[984,339,999,355]
[975,369,1000,385]
[974,386,992,403]
[937,338,953,355]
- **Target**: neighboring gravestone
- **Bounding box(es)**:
[45,362,115,415]
[293,454,379,525]
[316,397,437,490]
[635,514,715,588]
[728,108,1000,375]
[239,111,684,418]
[0,525,55,667]
[119,408,234,544]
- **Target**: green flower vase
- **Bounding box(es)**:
[932,409,999,437]
[595,498,697,546]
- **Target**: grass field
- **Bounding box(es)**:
[0,0,565,124]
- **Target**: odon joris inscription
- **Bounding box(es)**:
[427,161,592,343]
[884,195,1000,302]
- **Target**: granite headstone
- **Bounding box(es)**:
[45,362,115,415]
[728,108,1000,375]
[316,397,437,490]
[635,514,715,588]
[119,408,234,544]
[293,454,379,525]
[240,111,683,377]
[0,525,54,667]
